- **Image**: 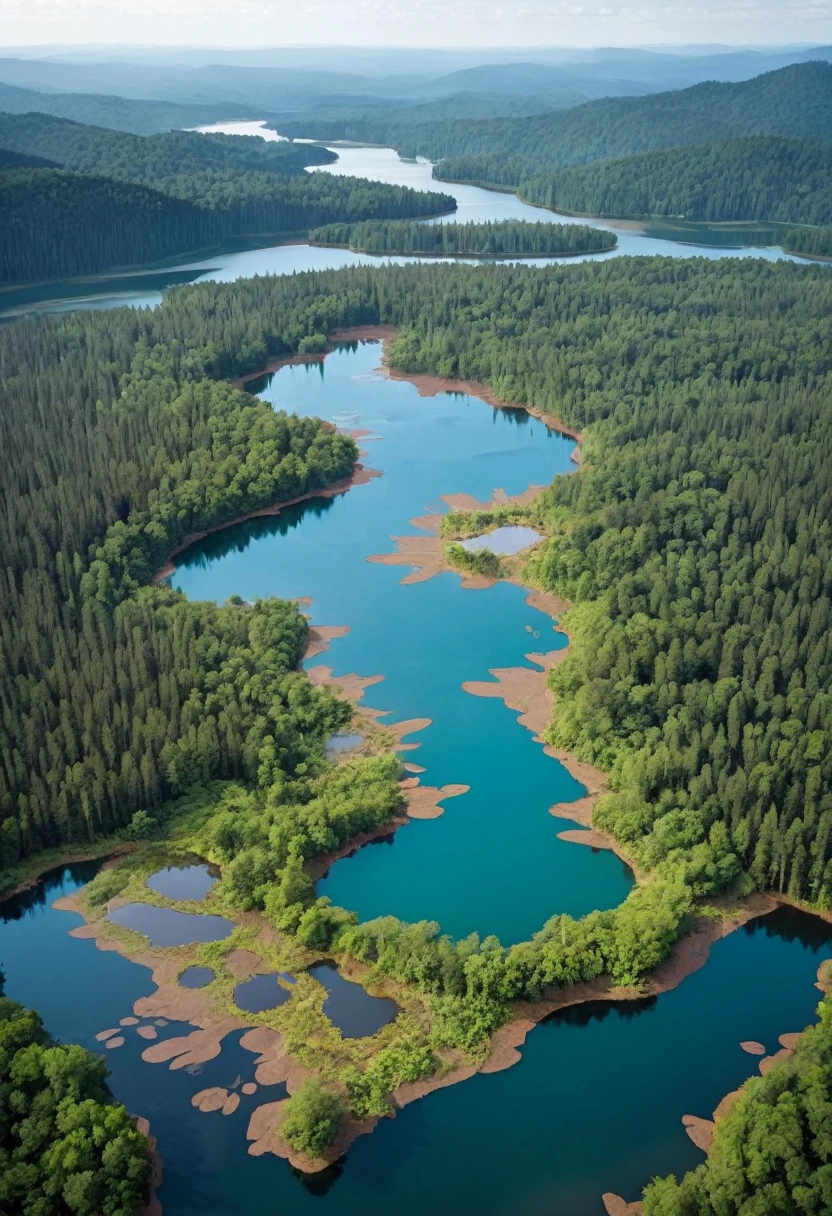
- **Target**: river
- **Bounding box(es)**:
[0,120,808,322]
[2,337,830,1214]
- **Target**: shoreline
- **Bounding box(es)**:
[152,464,381,584]
[307,240,617,259]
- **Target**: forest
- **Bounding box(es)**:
[0,310,359,862]
[308,218,616,256]
[643,996,832,1213]
[519,136,832,226]
[0,977,151,1215]
[4,257,832,1053]
[783,226,832,260]
[277,61,832,186]
[0,115,456,283]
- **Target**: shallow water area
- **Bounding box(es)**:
[308,961,399,1038]
[146,860,218,901]
[459,524,543,555]
[234,973,293,1013]
[109,902,233,947]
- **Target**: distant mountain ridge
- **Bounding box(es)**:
[301,61,832,181]
[0,81,255,135]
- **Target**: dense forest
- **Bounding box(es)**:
[783,226,832,260]
[308,218,616,256]
[0,164,455,285]
[6,253,832,1172]
[0,309,358,860]
[520,136,832,226]
[4,258,832,1051]
[277,61,832,187]
[0,113,339,184]
[643,997,832,1213]
[0,978,151,1215]
[0,115,456,283]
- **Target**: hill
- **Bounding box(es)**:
[0,81,256,135]
[278,62,832,189]
[521,136,832,226]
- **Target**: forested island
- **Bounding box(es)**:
[308,218,616,257]
[3,257,832,1187]
[0,115,456,284]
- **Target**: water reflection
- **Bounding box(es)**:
[109,903,234,947]
[147,860,218,902]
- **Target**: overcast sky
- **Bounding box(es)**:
[2,0,830,49]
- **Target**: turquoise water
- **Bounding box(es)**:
[1,865,829,1215]
[172,338,633,944]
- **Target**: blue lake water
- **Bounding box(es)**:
[172,338,634,944]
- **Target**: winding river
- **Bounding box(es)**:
[0,120,808,322]
[2,338,831,1214]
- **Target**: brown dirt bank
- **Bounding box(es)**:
[152,465,381,584]
[133,1116,163,1216]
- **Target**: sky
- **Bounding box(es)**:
[1,0,830,50]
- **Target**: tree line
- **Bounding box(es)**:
[309,218,616,257]
[0,114,456,283]
[0,978,151,1215]
[519,136,832,226]
[0,312,359,864]
[643,995,832,1213]
[783,226,832,259]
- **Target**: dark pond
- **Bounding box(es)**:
[146,861,218,902]
[179,965,216,989]
[234,973,293,1013]
[308,961,399,1038]
[109,903,233,947]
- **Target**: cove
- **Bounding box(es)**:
[172,338,634,944]
[1,865,830,1215]
[0,128,810,322]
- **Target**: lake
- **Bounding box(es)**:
[0,121,808,322]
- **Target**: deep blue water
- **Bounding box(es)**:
[1,866,829,1215]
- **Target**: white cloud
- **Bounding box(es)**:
[1,0,830,48]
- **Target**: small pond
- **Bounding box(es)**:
[459,525,543,555]
[179,965,216,989]
[309,961,398,1038]
[233,973,293,1013]
[146,861,218,902]
[326,733,363,756]
[109,903,233,947]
